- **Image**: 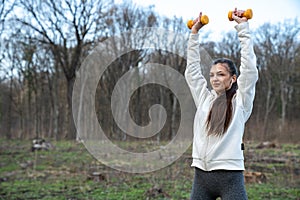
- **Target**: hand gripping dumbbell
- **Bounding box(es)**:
[187,15,209,29]
[228,9,253,21]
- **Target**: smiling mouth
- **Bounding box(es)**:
[212,83,220,87]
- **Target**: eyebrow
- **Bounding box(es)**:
[210,70,227,74]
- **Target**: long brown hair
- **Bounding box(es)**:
[206,58,238,137]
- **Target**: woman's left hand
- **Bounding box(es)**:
[232,8,248,24]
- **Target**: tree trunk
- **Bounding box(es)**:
[170,94,177,139]
[279,80,287,132]
[66,77,76,139]
[263,79,272,140]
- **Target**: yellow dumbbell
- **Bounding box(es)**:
[228,9,253,21]
[187,15,209,29]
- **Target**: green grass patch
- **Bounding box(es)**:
[0,139,299,199]
[247,183,300,200]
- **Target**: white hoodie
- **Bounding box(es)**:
[185,22,258,171]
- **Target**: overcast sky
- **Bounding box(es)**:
[116,0,300,38]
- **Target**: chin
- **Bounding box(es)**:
[214,89,226,95]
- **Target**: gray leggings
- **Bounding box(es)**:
[190,168,248,200]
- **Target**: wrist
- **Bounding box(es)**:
[191,27,199,34]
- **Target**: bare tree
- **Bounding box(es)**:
[96,2,159,140]
[14,0,113,139]
[0,0,16,81]
[0,0,16,35]
[254,19,300,139]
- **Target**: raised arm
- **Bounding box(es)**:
[185,12,211,107]
[232,13,258,119]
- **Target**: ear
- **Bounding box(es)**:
[232,74,237,83]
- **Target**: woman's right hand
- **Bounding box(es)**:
[191,12,205,34]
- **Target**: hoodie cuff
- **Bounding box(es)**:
[189,33,199,41]
[235,22,249,31]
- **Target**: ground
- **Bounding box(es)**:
[0,139,299,199]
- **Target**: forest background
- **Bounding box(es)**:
[0,0,299,143]
[0,0,299,199]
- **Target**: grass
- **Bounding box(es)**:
[0,139,299,199]
[247,184,300,200]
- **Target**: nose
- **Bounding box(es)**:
[211,74,218,81]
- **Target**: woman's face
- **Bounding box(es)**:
[209,63,236,94]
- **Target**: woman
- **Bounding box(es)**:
[185,10,258,200]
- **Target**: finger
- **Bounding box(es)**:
[238,10,244,16]
[232,7,237,18]
[231,14,238,20]
[232,8,236,19]
[199,12,202,23]
[232,14,240,22]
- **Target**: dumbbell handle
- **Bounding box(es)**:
[228,9,253,21]
[187,15,209,29]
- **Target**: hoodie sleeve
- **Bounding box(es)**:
[185,33,211,107]
[235,22,259,120]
